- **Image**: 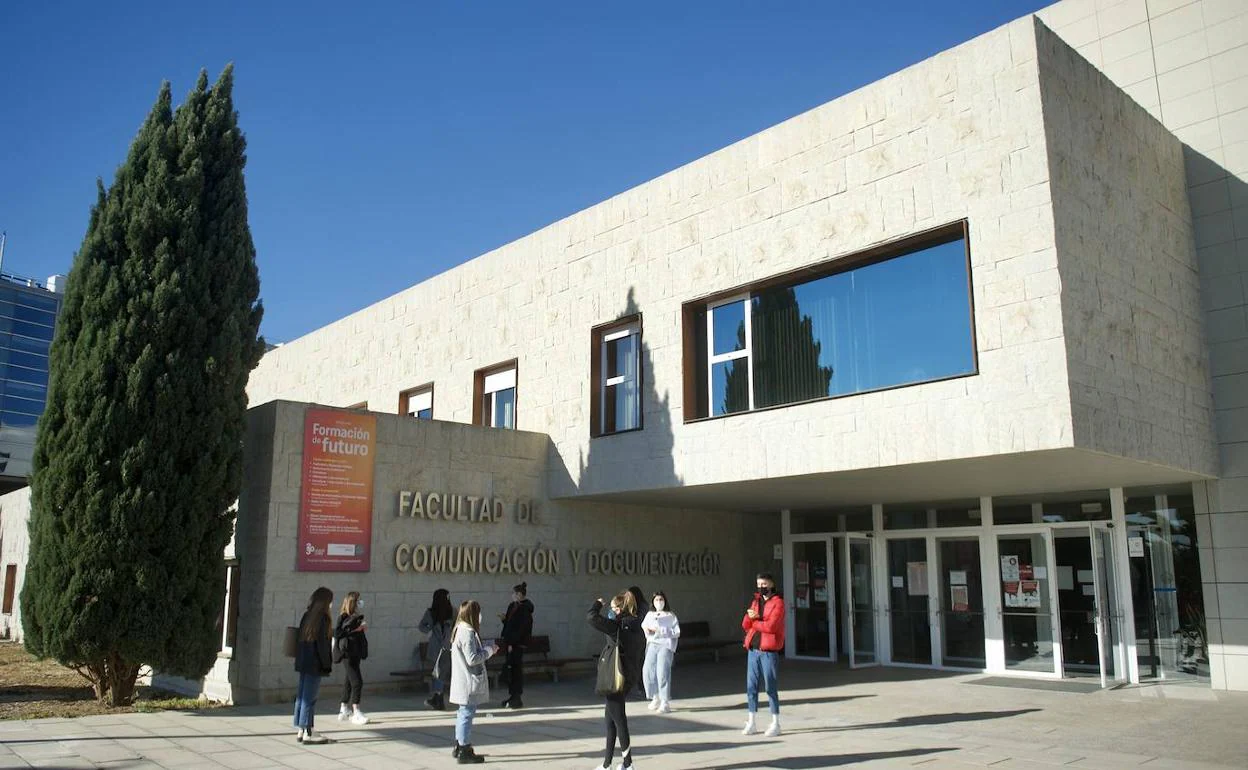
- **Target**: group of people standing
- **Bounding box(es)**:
[289,572,784,768]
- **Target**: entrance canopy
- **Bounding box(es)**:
[561,448,1210,511]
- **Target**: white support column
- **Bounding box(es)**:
[872,503,890,664]
[782,509,795,660]
[1110,488,1140,684]
[981,496,1004,672]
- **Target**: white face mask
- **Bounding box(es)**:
[654,600,666,611]
[357,599,365,610]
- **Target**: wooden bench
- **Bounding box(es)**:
[388,641,438,690]
[488,635,591,685]
[676,621,738,663]
[389,635,589,689]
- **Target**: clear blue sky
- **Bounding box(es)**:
[2,1,1047,343]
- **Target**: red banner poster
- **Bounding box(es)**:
[297,409,377,572]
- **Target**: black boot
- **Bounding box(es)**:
[457,744,485,764]
[507,696,523,709]
[452,742,462,759]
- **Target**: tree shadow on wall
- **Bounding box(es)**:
[546,287,680,500]
[546,285,836,499]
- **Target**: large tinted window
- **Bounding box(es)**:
[751,238,973,408]
[691,229,976,418]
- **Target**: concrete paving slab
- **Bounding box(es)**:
[3,662,1248,769]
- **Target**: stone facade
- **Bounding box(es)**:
[1037,0,1248,693]
[247,17,1212,506]
[224,401,766,704]
[0,487,31,642]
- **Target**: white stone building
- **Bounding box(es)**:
[2,0,1245,701]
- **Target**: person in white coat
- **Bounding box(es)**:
[449,600,499,765]
[640,590,681,713]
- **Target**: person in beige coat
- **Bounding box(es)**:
[449,600,499,765]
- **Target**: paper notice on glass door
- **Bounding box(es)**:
[907,562,928,596]
[950,585,970,612]
[1001,555,1020,582]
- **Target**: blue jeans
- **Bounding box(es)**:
[746,649,779,715]
[643,644,674,702]
[455,704,478,745]
[293,672,322,729]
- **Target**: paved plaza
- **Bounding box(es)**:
[2,661,1247,769]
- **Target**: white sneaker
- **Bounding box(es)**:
[349,710,370,725]
[615,763,636,770]
[742,718,759,735]
[658,701,672,713]
[295,729,304,743]
[301,731,329,745]
[765,720,782,737]
[647,696,660,711]
[337,705,350,722]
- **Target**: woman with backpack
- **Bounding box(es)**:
[334,591,370,725]
[419,588,454,710]
[449,599,499,765]
[587,591,644,770]
[293,586,334,745]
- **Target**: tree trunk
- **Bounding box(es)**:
[106,653,141,707]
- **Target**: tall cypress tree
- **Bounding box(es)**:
[21,67,264,706]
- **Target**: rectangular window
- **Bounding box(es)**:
[684,223,975,420]
[219,562,240,654]
[474,362,516,430]
[2,564,16,614]
[399,385,434,420]
[591,317,642,436]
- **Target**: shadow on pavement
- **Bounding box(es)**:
[692,747,957,769]
[675,694,874,714]
[781,708,1041,735]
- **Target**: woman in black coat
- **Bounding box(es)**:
[588,592,644,770]
[334,591,370,725]
[293,587,334,745]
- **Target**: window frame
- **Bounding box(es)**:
[473,360,518,430]
[398,383,435,420]
[681,220,976,422]
[706,294,755,416]
[590,315,644,438]
[219,561,240,656]
[2,563,17,615]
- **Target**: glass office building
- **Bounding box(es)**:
[0,273,63,493]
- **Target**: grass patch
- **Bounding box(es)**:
[0,641,229,720]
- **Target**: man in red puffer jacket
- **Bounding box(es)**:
[741,572,786,738]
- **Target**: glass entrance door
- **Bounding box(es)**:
[887,538,932,665]
[791,538,836,659]
[937,536,985,669]
[996,531,1059,675]
[844,537,878,667]
[1091,525,1127,687]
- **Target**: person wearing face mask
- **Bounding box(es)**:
[498,582,534,709]
[740,573,785,737]
[640,591,680,713]
[334,591,370,725]
[588,591,644,770]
